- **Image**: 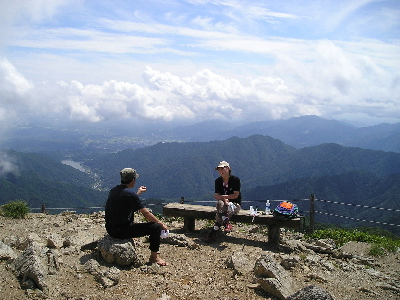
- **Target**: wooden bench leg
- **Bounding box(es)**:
[183,217,195,231]
[268,225,280,246]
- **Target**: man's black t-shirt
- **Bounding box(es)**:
[214,175,242,205]
[105,185,145,229]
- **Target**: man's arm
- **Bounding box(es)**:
[139,207,168,230]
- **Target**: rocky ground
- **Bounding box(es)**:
[0,212,399,300]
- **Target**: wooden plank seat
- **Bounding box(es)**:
[163,203,303,246]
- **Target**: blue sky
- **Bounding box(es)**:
[0,0,399,128]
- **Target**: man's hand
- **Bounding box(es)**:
[137,186,147,195]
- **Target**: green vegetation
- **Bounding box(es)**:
[307,228,400,256]
[0,200,30,219]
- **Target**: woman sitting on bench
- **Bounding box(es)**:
[205,161,241,243]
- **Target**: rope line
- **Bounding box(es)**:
[316,199,400,212]
[31,198,399,228]
[315,210,400,227]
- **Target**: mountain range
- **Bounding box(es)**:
[158,115,400,153]
[1,116,399,234]
[3,116,400,156]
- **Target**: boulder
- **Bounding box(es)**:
[10,242,59,293]
[83,259,120,288]
[98,234,141,267]
[254,253,295,300]
[0,240,18,260]
[280,254,301,270]
[226,251,254,275]
[162,233,199,249]
[287,285,334,300]
[46,232,64,249]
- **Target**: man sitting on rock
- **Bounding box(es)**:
[105,168,168,266]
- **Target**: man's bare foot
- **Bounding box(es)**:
[149,256,168,266]
[149,254,168,266]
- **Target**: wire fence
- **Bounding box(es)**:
[31,194,400,231]
[314,198,400,228]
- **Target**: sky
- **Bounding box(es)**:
[0,0,399,129]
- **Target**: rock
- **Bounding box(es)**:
[46,232,64,249]
[2,235,24,250]
[0,240,18,260]
[100,266,120,288]
[226,251,254,275]
[23,233,47,249]
[10,242,53,293]
[98,234,141,267]
[254,252,295,299]
[305,273,328,283]
[280,254,301,270]
[279,239,308,253]
[62,230,100,248]
[139,263,166,275]
[339,241,371,257]
[316,239,336,249]
[287,285,334,300]
[161,233,199,249]
[83,258,121,288]
[46,249,60,275]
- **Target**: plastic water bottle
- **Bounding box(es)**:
[265,200,271,215]
[249,206,254,215]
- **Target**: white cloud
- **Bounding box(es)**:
[0,56,398,127]
[0,151,19,177]
[0,0,398,127]
[0,57,34,125]
[0,57,33,95]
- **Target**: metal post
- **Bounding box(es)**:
[310,194,315,233]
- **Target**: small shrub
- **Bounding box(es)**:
[0,200,30,219]
[368,245,385,257]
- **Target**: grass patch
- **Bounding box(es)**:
[307,228,400,256]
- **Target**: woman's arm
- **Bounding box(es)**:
[214,191,240,204]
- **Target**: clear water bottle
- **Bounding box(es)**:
[265,200,271,215]
[249,206,254,215]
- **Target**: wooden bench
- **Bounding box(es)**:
[163,203,303,246]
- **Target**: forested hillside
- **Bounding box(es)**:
[86,135,400,200]
[0,150,106,210]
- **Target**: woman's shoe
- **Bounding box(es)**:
[224,223,233,232]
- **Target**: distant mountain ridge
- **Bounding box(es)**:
[3,116,400,155]
[162,116,400,153]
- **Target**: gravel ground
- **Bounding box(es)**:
[0,213,399,300]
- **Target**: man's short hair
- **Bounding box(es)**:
[120,168,139,184]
